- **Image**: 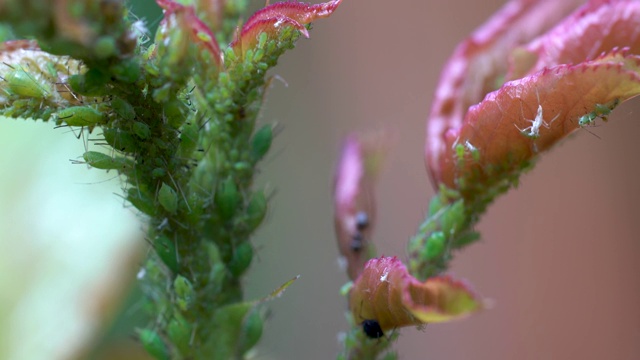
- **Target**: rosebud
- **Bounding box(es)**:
[349,257,483,337]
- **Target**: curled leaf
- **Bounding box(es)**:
[349,257,483,334]
[508,0,640,80]
[425,0,584,186]
[229,0,342,57]
[441,49,640,191]
[426,0,640,196]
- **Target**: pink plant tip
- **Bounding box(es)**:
[425,0,640,192]
[349,256,484,335]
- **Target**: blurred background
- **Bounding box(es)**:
[2,0,640,359]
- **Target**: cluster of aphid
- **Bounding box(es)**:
[0,56,127,147]
[577,99,619,127]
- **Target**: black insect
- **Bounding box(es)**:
[355,211,369,230]
[362,319,384,339]
[350,231,364,252]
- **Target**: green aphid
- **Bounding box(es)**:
[464,140,480,162]
[104,128,138,153]
[137,329,169,360]
[227,242,253,277]
[174,275,194,311]
[133,121,151,139]
[83,151,131,170]
[238,308,263,355]
[578,113,597,127]
[154,234,178,273]
[215,177,240,221]
[245,191,267,231]
[4,66,50,99]
[579,99,619,126]
[423,231,446,261]
[111,97,136,120]
[158,182,178,214]
[454,143,466,167]
[167,315,191,354]
[127,187,157,216]
[68,68,109,96]
[178,120,199,158]
[250,124,272,163]
[55,106,105,128]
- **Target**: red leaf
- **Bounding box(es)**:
[230,0,342,57]
[350,257,483,332]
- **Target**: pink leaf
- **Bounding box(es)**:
[349,257,483,334]
[230,0,342,57]
[425,0,585,187]
[426,0,640,193]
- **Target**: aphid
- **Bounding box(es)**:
[82,150,131,170]
[578,113,596,126]
[362,319,384,339]
[55,105,105,128]
[3,63,51,99]
[578,99,619,126]
[350,232,364,252]
[464,140,480,162]
[355,211,369,231]
[515,90,559,139]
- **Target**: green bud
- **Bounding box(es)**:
[158,183,178,214]
[83,151,131,170]
[250,124,273,162]
[215,178,240,221]
[227,242,253,277]
[154,234,178,273]
[138,328,170,360]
